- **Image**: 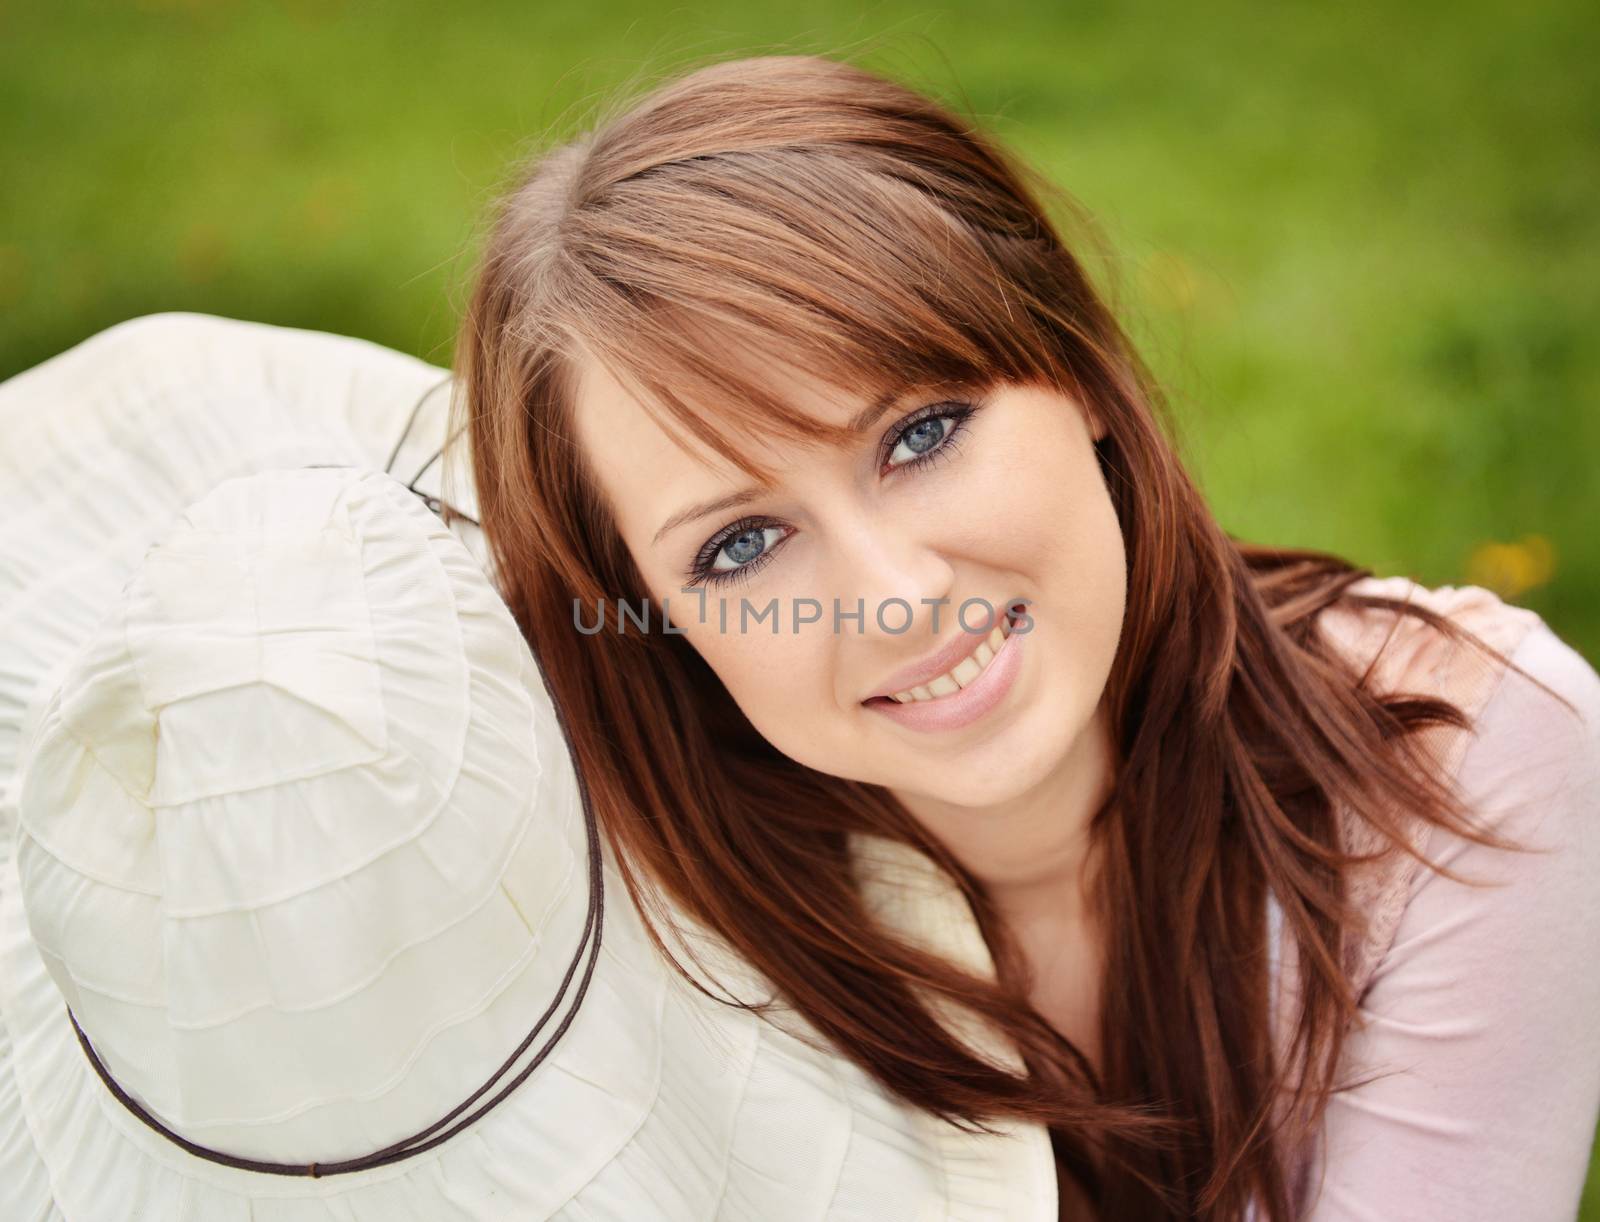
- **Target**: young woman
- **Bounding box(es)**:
[446,52,1600,1219]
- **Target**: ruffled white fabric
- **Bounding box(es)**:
[16,468,598,1159]
[0,313,1058,1220]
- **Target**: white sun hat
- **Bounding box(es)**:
[0,314,1057,1221]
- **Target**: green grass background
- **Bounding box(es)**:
[2,0,1596,1211]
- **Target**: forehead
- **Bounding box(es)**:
[565,338,856,545]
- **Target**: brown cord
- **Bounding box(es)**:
[66,778,603,1177]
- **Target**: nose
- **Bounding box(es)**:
[825,507,956,643]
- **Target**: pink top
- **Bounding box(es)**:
[1288,580,1600,1219]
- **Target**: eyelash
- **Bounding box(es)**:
[682,399,982,590]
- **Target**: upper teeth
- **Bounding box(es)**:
[887,614,1014,703]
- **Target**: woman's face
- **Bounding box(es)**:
[567,341,1127,816]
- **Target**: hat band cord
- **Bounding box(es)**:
[310,376,483,531]
[387,376,481,529]
[63,397,604,1175]
[66,779,604,1178]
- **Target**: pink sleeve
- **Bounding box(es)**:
[1303,619,1600,1221]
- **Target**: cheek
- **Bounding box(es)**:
[683,626,841,762]
[989,421,1127,688]
[1037,460,1128,700]
[978,417,1123,585]
[1045,471,1125,597]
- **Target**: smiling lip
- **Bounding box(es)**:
[861,617,1025,734]
[861,600,1022,701]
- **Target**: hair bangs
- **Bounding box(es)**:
[555,150,1065,483]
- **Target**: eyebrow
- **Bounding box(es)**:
[648,384,915,547]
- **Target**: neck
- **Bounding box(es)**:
[894,695,1118,933]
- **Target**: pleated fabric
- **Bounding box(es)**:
[0,312,1058,1221]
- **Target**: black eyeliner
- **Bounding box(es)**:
[682,396,987,589]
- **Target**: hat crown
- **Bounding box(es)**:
[15,468,587,1163]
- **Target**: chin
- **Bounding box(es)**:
[890,745,1061,811]
[931,777,1035,810]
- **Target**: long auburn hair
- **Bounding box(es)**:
[447,52,1565,1220]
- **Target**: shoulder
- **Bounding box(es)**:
[1450,615,1600,846]
[1319,573,1595,787]
[1317,576,1595,992]
[1306,607,1600,1222]
[1316,574,1547,706]
[1359,610,1600,1019]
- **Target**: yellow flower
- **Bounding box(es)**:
[1465,534,1556,599]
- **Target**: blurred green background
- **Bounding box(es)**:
[2,0,1596,1209]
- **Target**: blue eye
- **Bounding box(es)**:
[681,400,980,590]
[695,522,786,589]
[887,414,954,467]
[876,402,976,482]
